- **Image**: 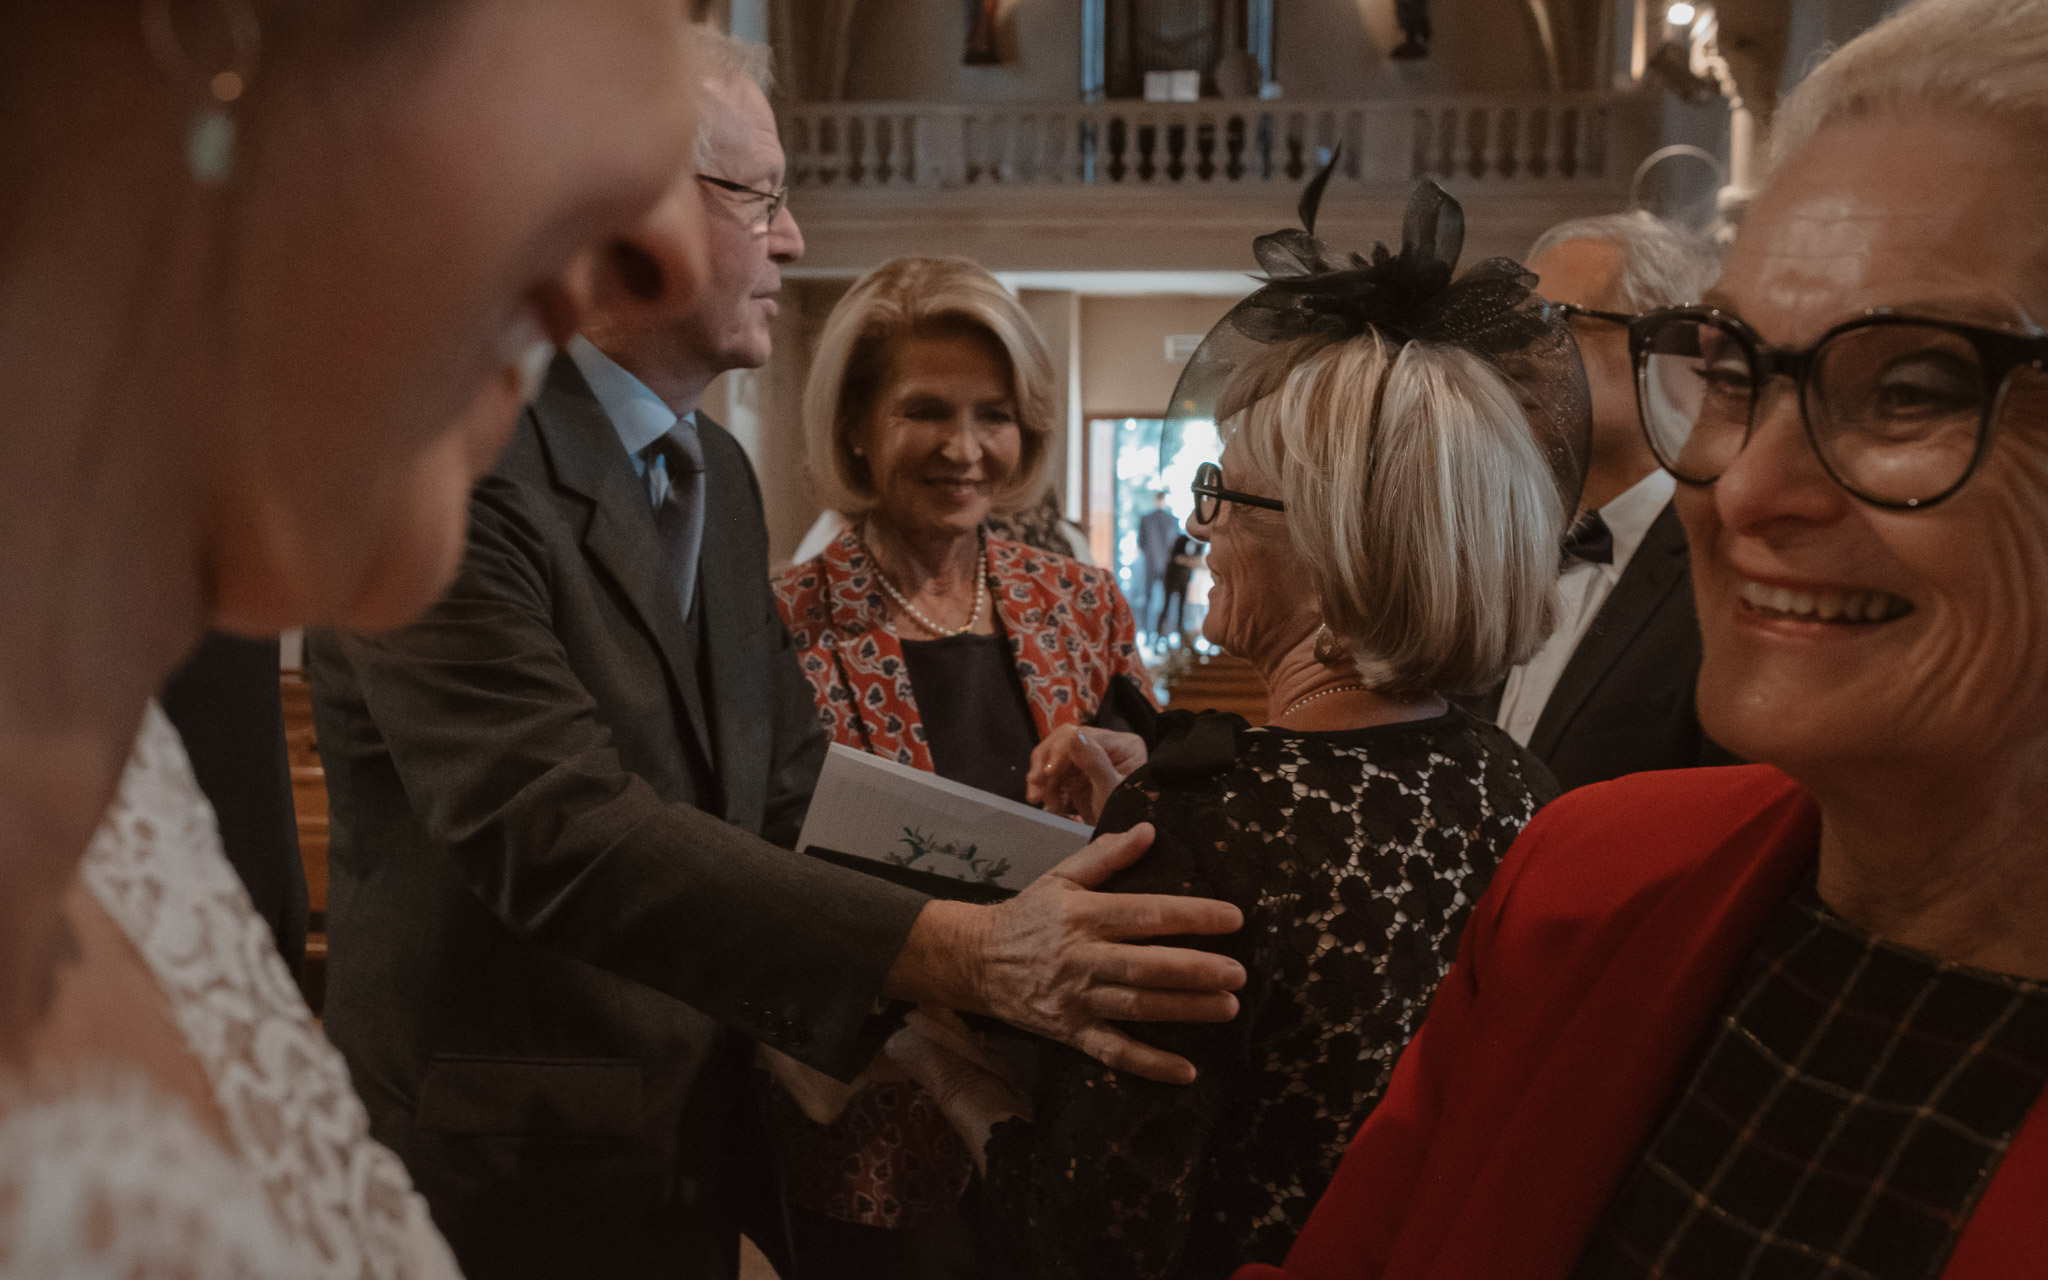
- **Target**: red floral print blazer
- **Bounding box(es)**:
[774,528,1154,771]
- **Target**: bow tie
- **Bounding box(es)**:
[1563,510,1614,566]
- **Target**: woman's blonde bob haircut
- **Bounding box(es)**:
[1225,332,1566,698]
[805,256,1056,517]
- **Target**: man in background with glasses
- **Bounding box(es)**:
[1480,212,1739,792]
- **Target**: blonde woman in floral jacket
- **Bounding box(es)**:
[767,256,1154,1278]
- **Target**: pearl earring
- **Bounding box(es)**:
[142,0,263,187]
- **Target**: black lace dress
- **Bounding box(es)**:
[977,708,1559,1280]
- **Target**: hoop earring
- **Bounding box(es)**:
[1313,623,1352,669]
[142,0,263,186]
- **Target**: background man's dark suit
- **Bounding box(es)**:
[307,357,927,1280]
[1137,504,1179,631]
[161,632,309,969]
[1507,502,1737,792]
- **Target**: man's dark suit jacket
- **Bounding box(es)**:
[306,356,928,1280]
[1518,501,1737,793]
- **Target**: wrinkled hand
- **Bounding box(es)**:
[969,824,1243,1084]
[885,1008,1025,1170]
[1027,724,1146,824]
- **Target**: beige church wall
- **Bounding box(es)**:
[843,0,1082,102]
[820,0,1560,104]
[1275,0,1403,98]
[1079,295,1239,418]
[1279,0,1556,99]
[1429,1,1556,94]
[714,278,853,569]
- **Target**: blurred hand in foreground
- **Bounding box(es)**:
[883,824,1243,1085]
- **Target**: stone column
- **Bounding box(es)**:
[1016,288,1083,520]
[736,278,853,568]
[1714,0,1789,140]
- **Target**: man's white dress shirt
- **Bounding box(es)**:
[1496,468,1677,747]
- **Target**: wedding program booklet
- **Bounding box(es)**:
[797,743,1095,902]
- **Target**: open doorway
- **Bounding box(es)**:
[1085,414,1221,666]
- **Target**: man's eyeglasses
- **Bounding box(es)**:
[1190,461,1286,525]
[696,173,790,236]
[1549,301,1637,328]
[1630,305,2048,510]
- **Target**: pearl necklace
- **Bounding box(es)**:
[1281,683,1371,719]
[866,535,989,638]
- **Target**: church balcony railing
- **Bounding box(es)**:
[782,93,1650,194]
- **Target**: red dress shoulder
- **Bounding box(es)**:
[1242,764,2048,1279]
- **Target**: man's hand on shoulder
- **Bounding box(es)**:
[883,824,1244,1085]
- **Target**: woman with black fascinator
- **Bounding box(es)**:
[885,169,1588,1280]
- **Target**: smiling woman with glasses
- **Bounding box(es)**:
[1251,2,2048,1277]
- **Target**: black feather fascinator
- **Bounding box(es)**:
[1165,151,1592,511]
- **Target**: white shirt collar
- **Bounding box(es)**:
[566,335,686,460]
[1597,468,1677,574]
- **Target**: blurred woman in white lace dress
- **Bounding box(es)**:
[0,3,709,1275]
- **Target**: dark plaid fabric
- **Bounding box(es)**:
[1574,884,2048,1280]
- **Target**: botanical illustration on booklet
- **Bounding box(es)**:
[889,827,1014,886]
[798,744,1093,894]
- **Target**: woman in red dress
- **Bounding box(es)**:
[1241,1,2048,1277]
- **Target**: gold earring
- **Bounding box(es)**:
[142,0,263,186]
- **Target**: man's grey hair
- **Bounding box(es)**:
[1527,212,1721,312]
[687,24,775,95]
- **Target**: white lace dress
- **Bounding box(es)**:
[0,704,461,1280]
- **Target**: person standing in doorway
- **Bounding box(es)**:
[1158,531,1204,646]
[1138,490,1181,637]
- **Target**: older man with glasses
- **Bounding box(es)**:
[307,29,1244,1280]
[1476,212,1742,792]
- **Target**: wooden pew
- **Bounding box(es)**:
[1161,650,1269,721]
[280,673,329,1015]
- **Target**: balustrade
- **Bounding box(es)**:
[783,95,1633,195]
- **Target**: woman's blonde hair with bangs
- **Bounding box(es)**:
[805,256,1056,517]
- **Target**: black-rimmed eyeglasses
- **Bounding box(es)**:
[1190,461,1286,525]
[1630,305,2048,510]
[1550,301,1638,328]
[696,173,790,236]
